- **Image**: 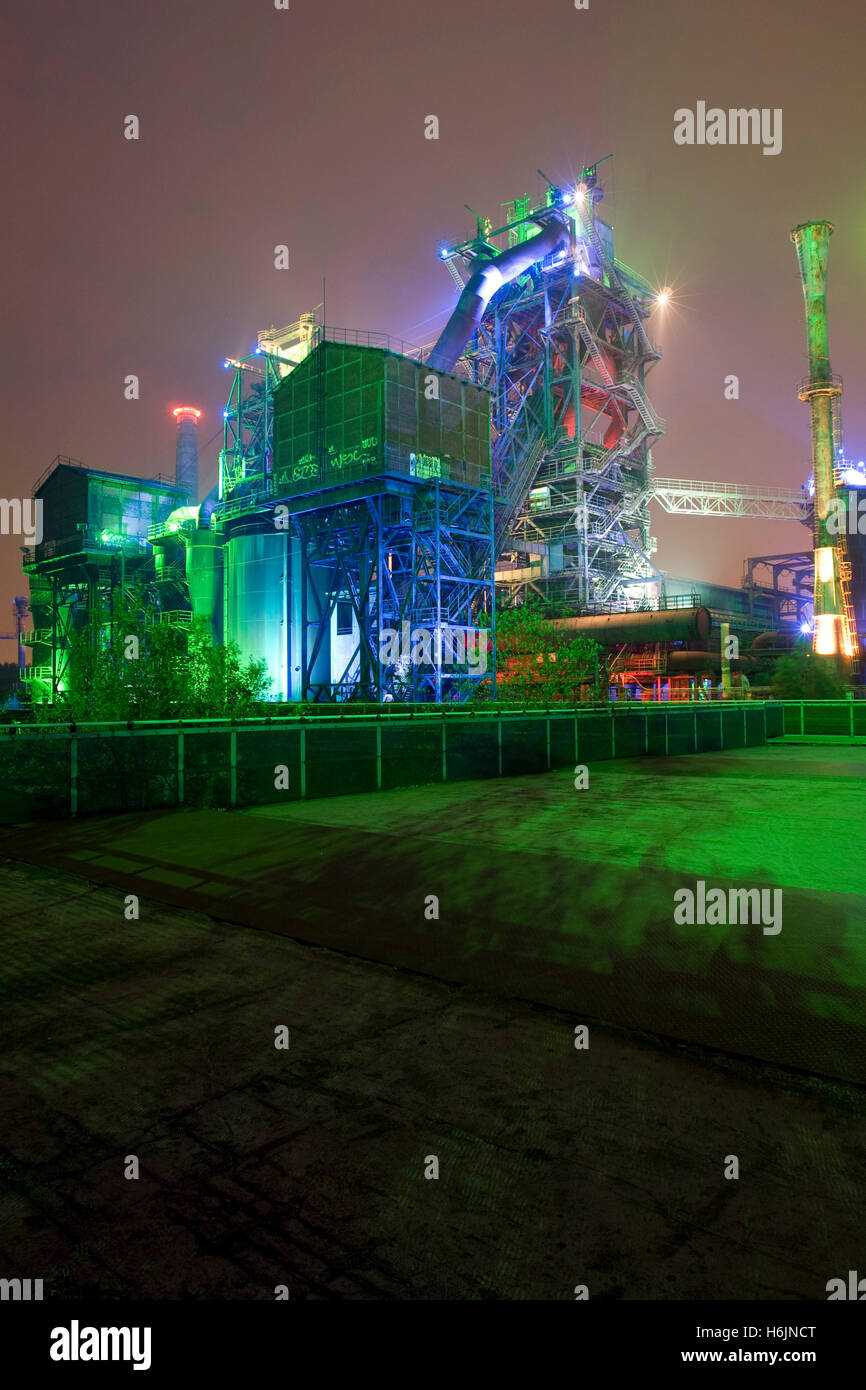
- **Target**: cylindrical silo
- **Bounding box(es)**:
[224,519,289,700]
[184,529,224,643]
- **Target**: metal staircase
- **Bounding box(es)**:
[578,204,657,360]
[494,434,549,554]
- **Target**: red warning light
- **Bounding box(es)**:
[172,406,202,420]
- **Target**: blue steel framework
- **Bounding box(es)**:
[291,477,495,702]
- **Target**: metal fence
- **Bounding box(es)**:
[0,701,783,821]
[777,699,866,738]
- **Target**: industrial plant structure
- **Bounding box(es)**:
[21,462,188,702]
[13,168,864,707]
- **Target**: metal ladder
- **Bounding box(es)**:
[836,536,860,670]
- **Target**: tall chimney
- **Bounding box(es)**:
[172,406,201,503]
[790,222,852,661]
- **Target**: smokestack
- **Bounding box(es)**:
[790,222,852,661]
[172,406,201,503]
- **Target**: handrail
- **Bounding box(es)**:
[1,698,786,736]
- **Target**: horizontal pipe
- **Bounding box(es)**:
[544,607,713,646]
[664,650,760,672]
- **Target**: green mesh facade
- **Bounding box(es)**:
[272,341,491,497]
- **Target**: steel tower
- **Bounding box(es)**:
[435,165,666,610]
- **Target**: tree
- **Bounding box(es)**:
[493,600,602,704]
[35,586,271,722]
[771,642,847,700]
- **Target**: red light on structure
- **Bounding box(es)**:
[172,406,202,420]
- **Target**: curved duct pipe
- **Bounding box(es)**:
[427,214,570,373]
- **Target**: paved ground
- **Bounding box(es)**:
[1,744,865,1299]
[3,745,865,1081]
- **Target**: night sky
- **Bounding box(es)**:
[2,0,864,629]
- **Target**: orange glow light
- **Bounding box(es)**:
[816,546,835,584]
[814,613,840,656]
[172,406,202,420]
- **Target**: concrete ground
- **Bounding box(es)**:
[1,743,865,1299]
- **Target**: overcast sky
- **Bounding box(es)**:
[2,0,864,630]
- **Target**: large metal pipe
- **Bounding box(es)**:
[749,630,798,651]
[543,606,712,646]
[665,650,760,672]
[790,222,849,659]
[428,214,570,373]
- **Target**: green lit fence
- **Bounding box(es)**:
[777,699,866,738]
[0,701,783,821]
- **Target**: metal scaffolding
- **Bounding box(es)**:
[439,167,665,611]
[742,552,814,628]
[219,313,317,499]
[292,478,494,703]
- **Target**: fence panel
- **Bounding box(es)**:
[77,734,177,815]
[574,712,614,763]
[549,716,577,770]
[380,721,442,791]
[802,702,850,736]
[500,717,548,777]
[305,725,378,799]
[721,706,746,749]
[0,734,70,820]
[443,719,498,782]
[666,708,695,756]
[695,706,722,754]
[612,712,646,758]
[236,728,302,806]
[183,732,232,809]
[764,702,784,739]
